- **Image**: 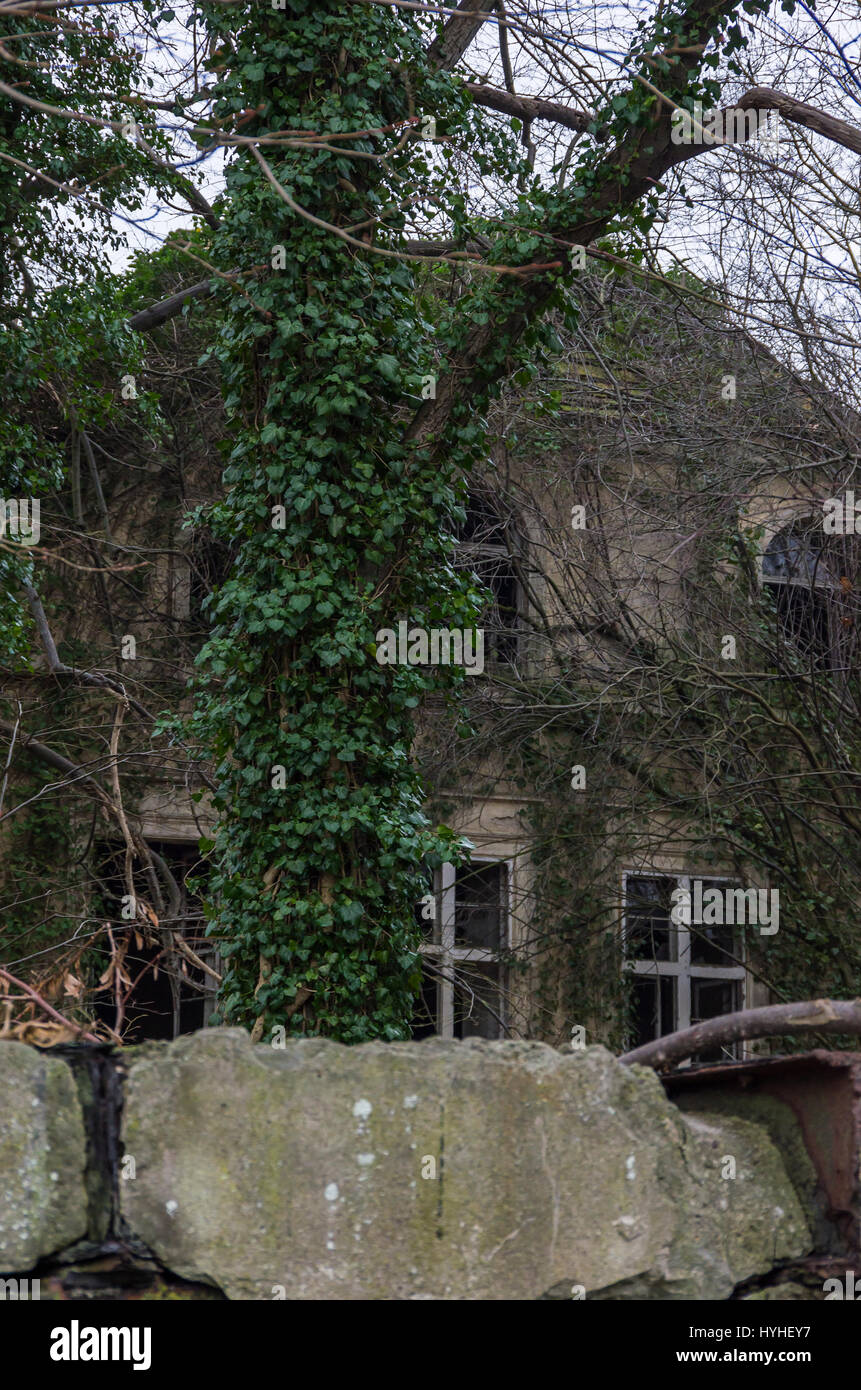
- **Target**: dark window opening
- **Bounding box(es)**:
[624,875,676,962]
[411,860,508,1039]
[457,493,521,664]
[624,872,746,1062]
[454,862,505,950]
[453,963,502,1039]
[690,978,742,1063]
[186,528,234,629]
[631,975,676,1048]
[410,972,439,1041]
[91,841,216,1042]
[762,522,836,667]
[689,884,738,967]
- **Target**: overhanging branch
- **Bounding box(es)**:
[465,80,596,135]
[660,85,861,167]
[126,279,214,333]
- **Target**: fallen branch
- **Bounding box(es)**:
[0,965,101,1043]
[619,998,861,1070]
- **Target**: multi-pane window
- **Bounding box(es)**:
[456,493,520,664]
[412,860,509,1039]
[623,873,746,1062]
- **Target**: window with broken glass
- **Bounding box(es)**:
[623,873,746,1063]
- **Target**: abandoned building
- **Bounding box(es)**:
[1,264,858,1058]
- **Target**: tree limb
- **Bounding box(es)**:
[407,0,861,449]
[619,998,861,1070]
[23,581,153,720]
[465,80,596,135]
[126,278,214,333]
[427,0,490,70]
[0,964,101,1043]
[659,85,861,167]
[0,717,116,810]
[743,84,861,157]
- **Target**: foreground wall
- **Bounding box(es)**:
[0,1030,814,1299]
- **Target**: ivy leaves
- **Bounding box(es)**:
[185,0,495,1040]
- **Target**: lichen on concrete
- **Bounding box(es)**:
[0,1040,88,1269]
[120,1029,812,1300]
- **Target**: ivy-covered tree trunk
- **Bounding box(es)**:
[190,0,785,1041]
[192,1,487,1041]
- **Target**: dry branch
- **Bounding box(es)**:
[619,998,861,1069]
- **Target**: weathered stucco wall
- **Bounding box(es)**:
[0,1029,816,1299]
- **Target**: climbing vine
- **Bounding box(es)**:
[185,1,512,1041]
[183,0,794,1041]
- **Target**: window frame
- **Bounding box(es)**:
[622,870,748,1055]
[418,856,512,1038]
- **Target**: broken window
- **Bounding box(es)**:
[623,873,746,1064]
[411,860,509,1040]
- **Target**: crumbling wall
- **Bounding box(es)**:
[0,1030,814,1299]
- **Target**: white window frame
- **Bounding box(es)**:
[419,857,511,1037]
[622,871,747,1049]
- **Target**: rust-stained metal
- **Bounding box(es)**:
[664,1050,861,1255]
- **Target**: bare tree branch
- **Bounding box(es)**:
[619,999,861,1069]
[0,964,101,1042]
[407,0,843,449]
[22,582,153,720]
[660,86,861,169]
[126,279,214,333]
[0,716,116,809]
[464,81,596,135]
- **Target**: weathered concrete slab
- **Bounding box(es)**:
[666,1050,861,1255]
[121,1029,811,1300]
[0,1040,88,1269]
